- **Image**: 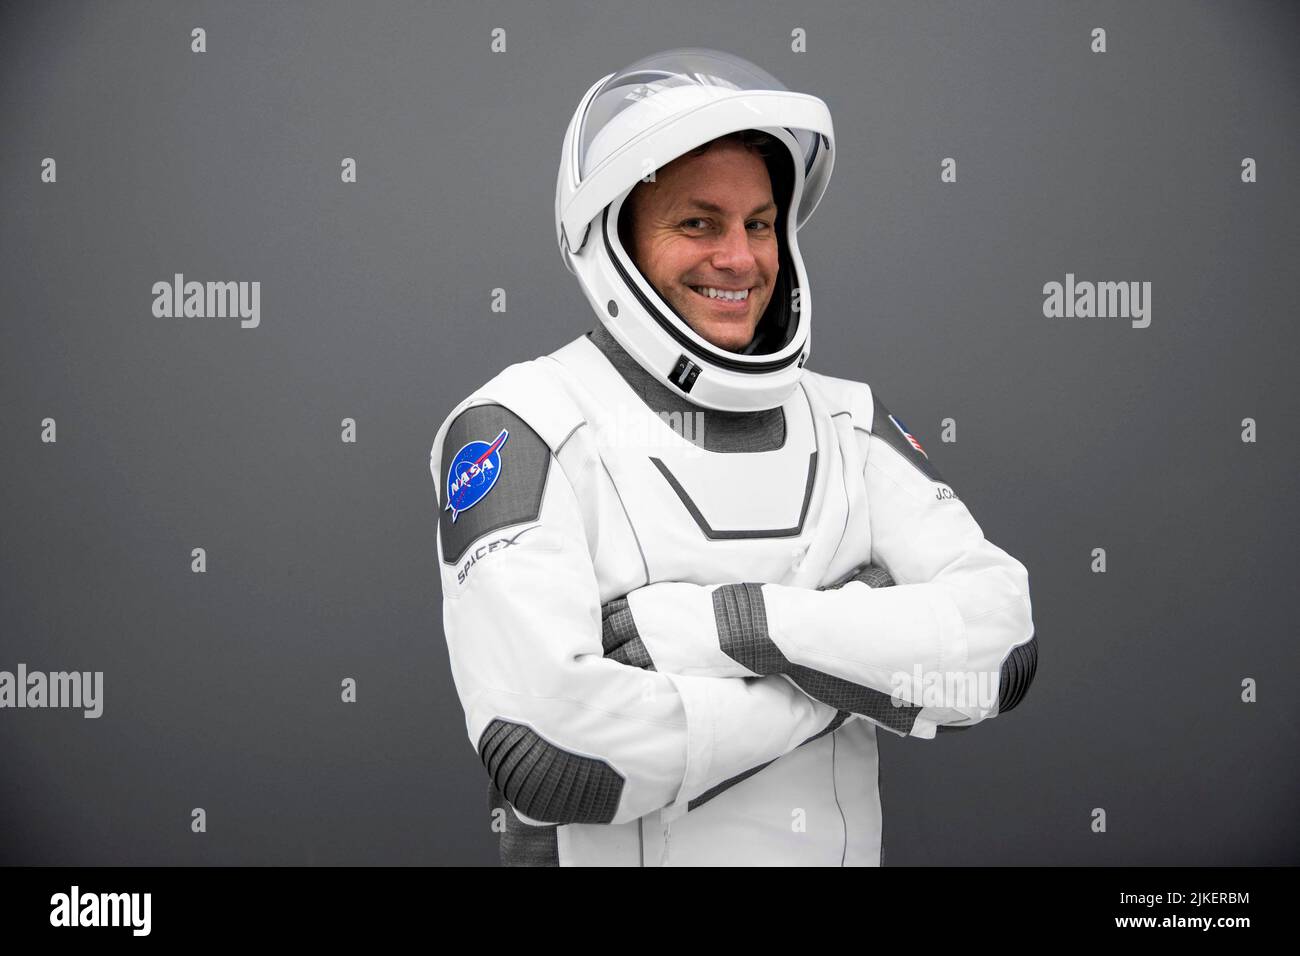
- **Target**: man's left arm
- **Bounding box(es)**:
[602,392,1038,739]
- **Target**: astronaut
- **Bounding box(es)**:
[430,48,1038,866]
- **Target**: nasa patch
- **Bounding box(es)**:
[445,428,509,524]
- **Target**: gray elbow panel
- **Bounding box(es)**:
[936,632,1039,734]
[997,633,1038,714]
[477,719,624,825]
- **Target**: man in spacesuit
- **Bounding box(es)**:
[430,48,1038,866]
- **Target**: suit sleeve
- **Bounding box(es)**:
[602,393,1038,739]
[434,401,844,826]
[603,565,926,735]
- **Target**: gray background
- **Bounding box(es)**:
[2,0,1297,865]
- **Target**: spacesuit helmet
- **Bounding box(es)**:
[555,48,835,412]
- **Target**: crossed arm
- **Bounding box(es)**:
[434,396,1037,828]
[603,559,1038,739]
[599,401,1038,739]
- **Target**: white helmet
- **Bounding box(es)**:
[555,48,835,412]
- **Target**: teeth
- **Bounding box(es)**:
[691,286,749,301]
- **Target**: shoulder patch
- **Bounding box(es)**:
[439,404,550,565]
[446,427,510,523]
[870,393,947,484]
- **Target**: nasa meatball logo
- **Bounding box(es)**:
[445,428,509,523]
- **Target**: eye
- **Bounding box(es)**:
[747,220,773,232]
[680,217,708,230]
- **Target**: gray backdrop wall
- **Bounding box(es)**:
[1,0,1296,865]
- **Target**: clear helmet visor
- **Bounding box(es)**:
[577,48,823,183]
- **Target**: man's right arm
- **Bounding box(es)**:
[433,398,843,827]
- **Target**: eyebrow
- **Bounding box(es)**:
[683,198,777,218]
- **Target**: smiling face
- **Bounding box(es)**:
[623,138,780,353]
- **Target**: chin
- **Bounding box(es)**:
[673,296,763,352]
[691,320,755,353]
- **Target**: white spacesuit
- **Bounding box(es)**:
[431,49,1037,866]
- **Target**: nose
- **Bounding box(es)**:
[709,220,758,275]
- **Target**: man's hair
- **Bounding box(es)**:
[687,128,780,161]
[617,129,790,251]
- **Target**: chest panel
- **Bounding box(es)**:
[548,340,876,595]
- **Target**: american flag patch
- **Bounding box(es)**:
[889,414,928,459]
